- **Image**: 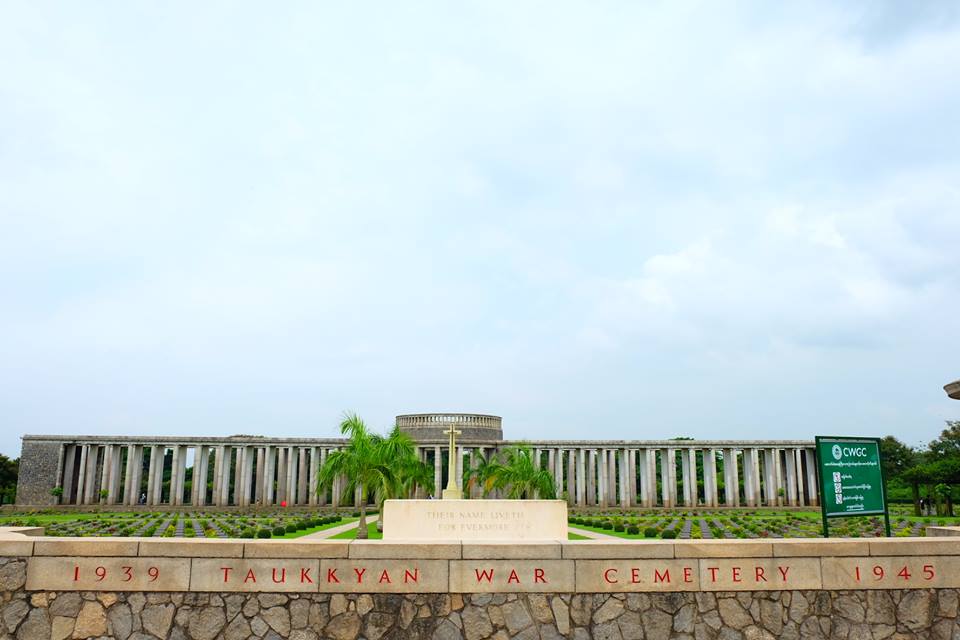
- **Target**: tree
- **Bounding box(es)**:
[484,445,556,499]
[0,455,18,505]
[317,414,388,539]
[463,452,502,498]
[879,436,917,481]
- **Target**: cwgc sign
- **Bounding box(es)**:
[815,436,890,536]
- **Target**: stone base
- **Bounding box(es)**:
[441,488,463,500]
[382,499,568,540]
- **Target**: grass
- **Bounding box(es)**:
[330,521,382,540]
[274,517,359,538]
[568,532,589,540]
[0,512,138,524]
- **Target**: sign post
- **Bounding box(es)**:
[815,436,890,538]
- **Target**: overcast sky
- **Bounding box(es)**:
[1,2,959,458]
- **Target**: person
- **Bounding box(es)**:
[140,492,146,505]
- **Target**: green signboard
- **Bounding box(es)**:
[815,436,890,537]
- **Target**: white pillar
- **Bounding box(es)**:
[308,447,319,505]
[318,448,328,506]
[76,445,89,505]
[638,449,650,507]
[100,445,113,504]
[681,449,692,507]
[264,446,276,505]
[597,450,607,508]
[566,450,576,506]
[704,449,718,507]
[794,448,806,506]
[785,448,799,506]
[804,448,819,506]
[660,448,672,508]
[298,448,308,505]
[576,449,586,506]
[723,448,740,507]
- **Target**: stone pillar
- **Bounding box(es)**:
[597,449,610,507]
[637,449,649,507]
[681,449,692,507]
[240,447,254,507]
[457,446,465,492]
[723,448,740,507]
[308,447,319,505]
[99,444,113,504]
[298,448,308,505]
[264,446,275,505]
[552,449,562,498]
[75,445,89,505]
[122,445,136,506]
[804,448,819,506]
[232,447,244,507]
[318,449,328,506]
[145,446,157,506]
[785,448,799,506]
[254,448,265,506]
[433,446,442,499]
[618,449,629,508]
[659,449,672,508]
[704,449,718,507]
[169,445,182,506]
[587,450,597,506]
[576,449,586,506]
[566,450,576,506]
[794,448,806,506]
[192,446,206,506]
[276,447,287,504]
[61,445,76,504]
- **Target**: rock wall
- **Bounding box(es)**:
[0,556,957,640]
[14,440,60,506]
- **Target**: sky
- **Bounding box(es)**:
[1,2,959,458]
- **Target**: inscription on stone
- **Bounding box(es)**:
[320,560,448,593]
[450,560,575,593]
[191,559,320,592]
[576,560,700,592]
[27,557,190,591]
[698,558,822,591]
[821,556,960,590]
[383,499,567,540]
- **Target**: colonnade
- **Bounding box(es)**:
[57,441,348,508]
[416,442,818,508]
[51,438,819,508]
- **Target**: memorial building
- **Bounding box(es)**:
[15,413,818,508]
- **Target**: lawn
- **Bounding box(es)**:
[330,521,382,540]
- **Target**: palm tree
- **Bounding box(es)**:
[317,414,388,539]
[374,426,433,531]
[463,451,501,498]
[486,445,556,499]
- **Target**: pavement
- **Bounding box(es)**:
[301,515,379,539]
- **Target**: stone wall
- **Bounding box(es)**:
[14,440,60,507]
[1,559,957,640]
[5,530,960,639]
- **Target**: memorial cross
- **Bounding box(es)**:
[442,425,463,500]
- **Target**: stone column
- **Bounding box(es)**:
[168,445,182,506]
[680,449,692,507]
[232,447,244,507]
[785,448,799,506]
[61,445,76,504]
[75,445,89,505]
[618,449,629,508]
[566,450,576,506]
[457,446,465,492]
[587,450,597,506]
[145,446,157,506]
[254,448,265,506]
[318,448,328,506]
[659,449,672,508]
[298,448,308,505]
[433,446,442,499]
[704,449,718,507]
[762,448,776,506]
[576,449,586,506]
[804,448,819,506]
[637,449,649,507]
[276,447,287,504]
[308,447,319,505]
[794,448,806,506]
[239,447,253,507]
[123,445,137,506]
[723,448,740,507]
[99,444,113,504]
[192,446,206,506]
[597,449,610,507]
[264,446,275,505]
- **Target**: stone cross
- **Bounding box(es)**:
[442,425,462,500]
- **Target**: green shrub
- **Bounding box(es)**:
[613,523,626,532]
[273,526,287,536]
[660,529,677,539]
[644,527,659,538]
[626,524,640,535]
[239,528,255,539]
[285,524,298,533]
[257,528,272,539]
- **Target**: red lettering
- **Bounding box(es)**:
[73,566,80,582]
[707,567,719,582]
[354,568,366,583]
[379,570,392,584]
[272,568,286,584]
[778,566,790,581]
[404,569,419,584]
[631,568,641,584]
[534,568,546,584]
[508,570,520,584]
[654,569,671,584]
[732,567,741,583]
[300,568,313,584]
[327,568,340,583]
[475,569,494,583]
[221,567,232,582]
[604,568,618,584]
[244,569,256,583]
[683,567,693,583]
[755,567,766,582]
